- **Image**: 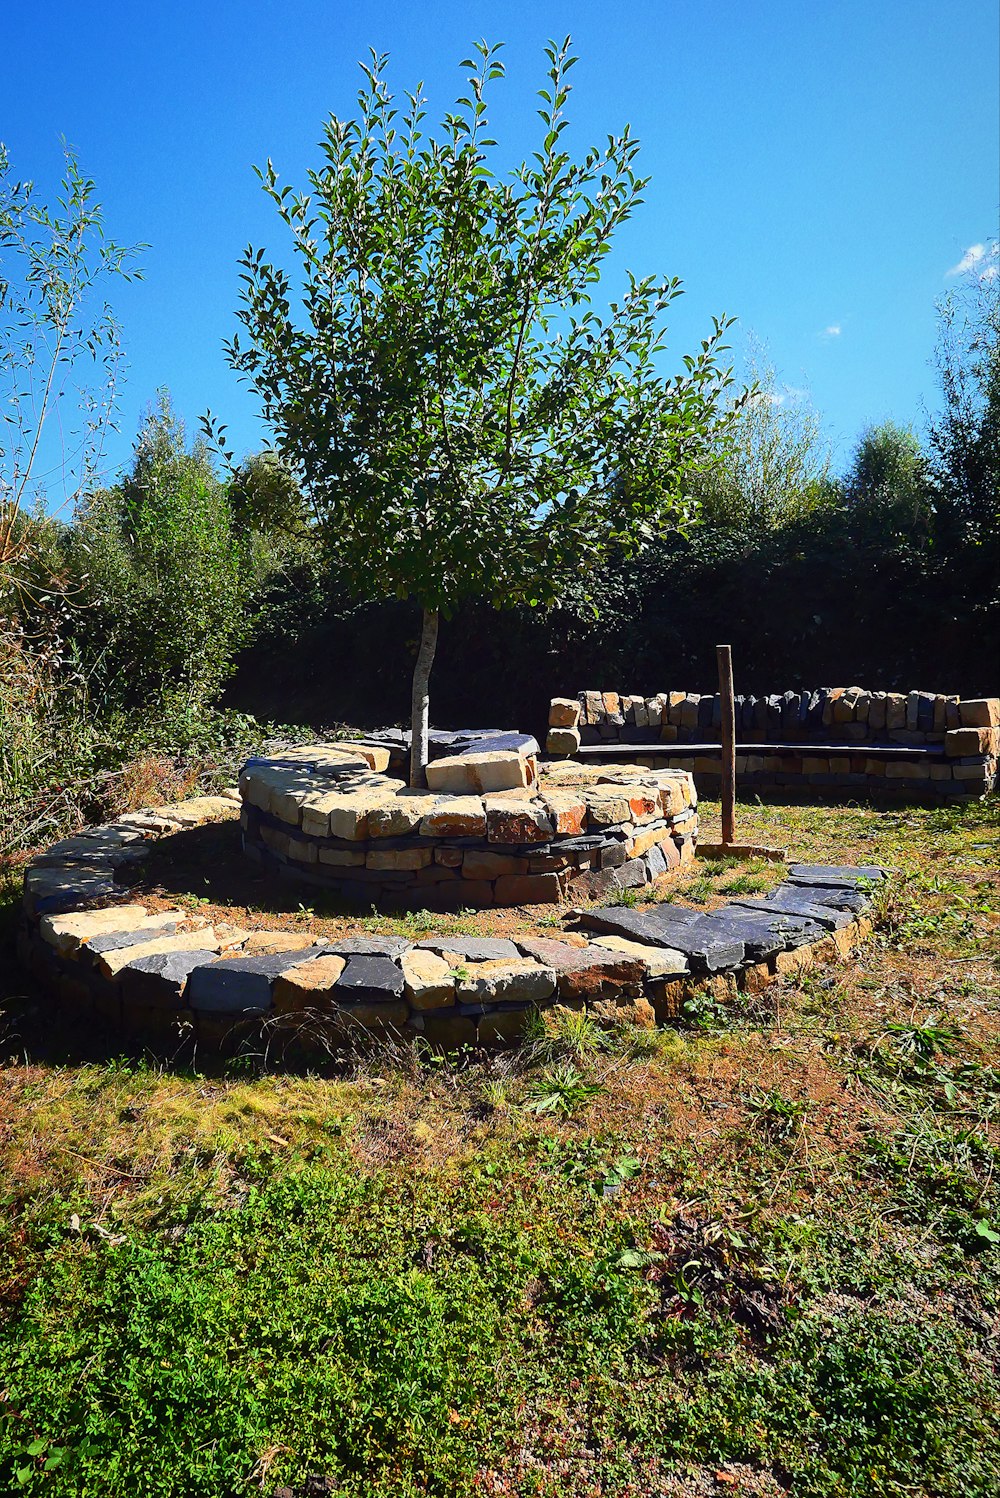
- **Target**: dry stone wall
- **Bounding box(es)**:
[16,788,884,1055]
[546,688,1000,799]
[239,744,699,909]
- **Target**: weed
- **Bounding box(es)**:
[523,1064,605,1116]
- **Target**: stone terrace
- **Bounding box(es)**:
[238,740,698,910]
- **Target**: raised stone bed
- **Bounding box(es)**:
[16,786,885,1057]
[238,741,699,910]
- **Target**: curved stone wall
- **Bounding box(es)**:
[238,746,699,910]
[16,792,883,1056]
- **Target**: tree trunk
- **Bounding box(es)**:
[409,607,440,789]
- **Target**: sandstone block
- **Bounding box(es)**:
[366,846,433,871]
[420,797,487,838]
[602,692,621,716]
[627,823,672,859]
[885,693,907,730]
[461,850,529,880]
[401,948,456,1009]
[272,954,347,1013]
[584,794,631,827]
[426,749,533,795]
[318,846,366,867]
[591,935,689,978]
[494,872,562,905]
[582,690,604,725]
[539,789,587,835]
[477,1009,533,1045]
[336,742,392,772]
[545,728,581,757]
[485,799,553,844]
[417,1012,478,1050]
[39,903,153,957]
[455,958,556,1004]
[548,697,582,728]
[366,792,439,837]
[515,935,645,1001]
[947,725,1000,754]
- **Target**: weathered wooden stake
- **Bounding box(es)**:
[717,643,736,846]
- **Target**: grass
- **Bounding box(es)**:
[0,793,998,1495]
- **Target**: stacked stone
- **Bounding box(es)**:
[17,798,884,1053]
[238,744,698,910]
[546,690,999,800]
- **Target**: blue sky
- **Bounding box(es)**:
[5,0,998,492]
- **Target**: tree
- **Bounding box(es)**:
[927,243,999,604]
[692,345,834,533]
[843,421,931,546]
[224,39,736,785]
[1,141,140,617]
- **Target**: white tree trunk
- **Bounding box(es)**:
[409,607,440,789]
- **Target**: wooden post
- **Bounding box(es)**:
[717,644,736,847]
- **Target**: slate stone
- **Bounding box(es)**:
[645,842,668,879]
[121,948,219,1007]
[699,907,826,957]
[335,955,406,1002]
[83,921,182,957]
[188,948,325,1013]
[26,868,117,914]
[326,936,412,959]
[732,886,855,930]
[600,842,628,870]
[698,695,715,730]
[787,863,885,887]
[415,936,521,961]
[579,905,743,972]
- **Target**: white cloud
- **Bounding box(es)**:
[820,324,841,339]
[946,242,998,279]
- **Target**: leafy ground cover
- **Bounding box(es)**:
[0,793,998,1496]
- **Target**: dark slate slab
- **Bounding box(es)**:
[335,955,406,1002]
[730,886,855,930]
[698,906,827,957]
[578,906,743,972]
[188,948,326,1013]
[121,948,220,1006]
[645,842,668,879]
[787,863,885,887]
[84,921,182,956]
[326,936,412,959]
[415,936,521,961]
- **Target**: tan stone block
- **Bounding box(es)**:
[434,845,465,867]
[426,749,532,795]
[420,797,487,838]
[772,945,815,978]
[628,823,672,858]
[325,793,385,841]
[946,727,1000,756]
[694,756,721,775]
[591,935,688,978]
[401,948,456,1010]
[286,836,318,864]
[242,931,323,956]
[625,788,659,822]
[260,822,291,857]
[602,692,621,715]
[336,1001,410,1036]
[869,693,888,731]
[166,794,241,828]
[39,903,153,957]
[831,696,855,724]
[740,961,776,994]
[659,724,679,743]
[366,792,439,837]
[829,756,851,775]
[864,758,888,777]
[97,927,221,979]
[885,693,907,730]
[885,760,927,779]
[959,698,1000,728]
[317,846,366,867]
[485,799,553,844]
[548,697,582,728]
[539,789,587,835]
[461,850,529,880]
[494,873,562,905]
[366,846,433,871]
[584,795,632,827]
[679,695,701,730]
[300,791,343,837]
[930,761,954,781]
[336,742,392,772]
[945,696,961,729]
[953,761,993,781]
[581,690,604,725]
[455,958,556,1003]
[545,727,581,757]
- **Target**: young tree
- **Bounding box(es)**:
[224,40,735,785]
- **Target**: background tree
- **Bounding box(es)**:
[843,420,931,547]
[224,39,736,785]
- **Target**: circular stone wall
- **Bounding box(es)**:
[238,743,698,911]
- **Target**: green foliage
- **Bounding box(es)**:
[693,346,836,533]
[844,420,931,544]
[73,395,265,716]
[226,39,736,618]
